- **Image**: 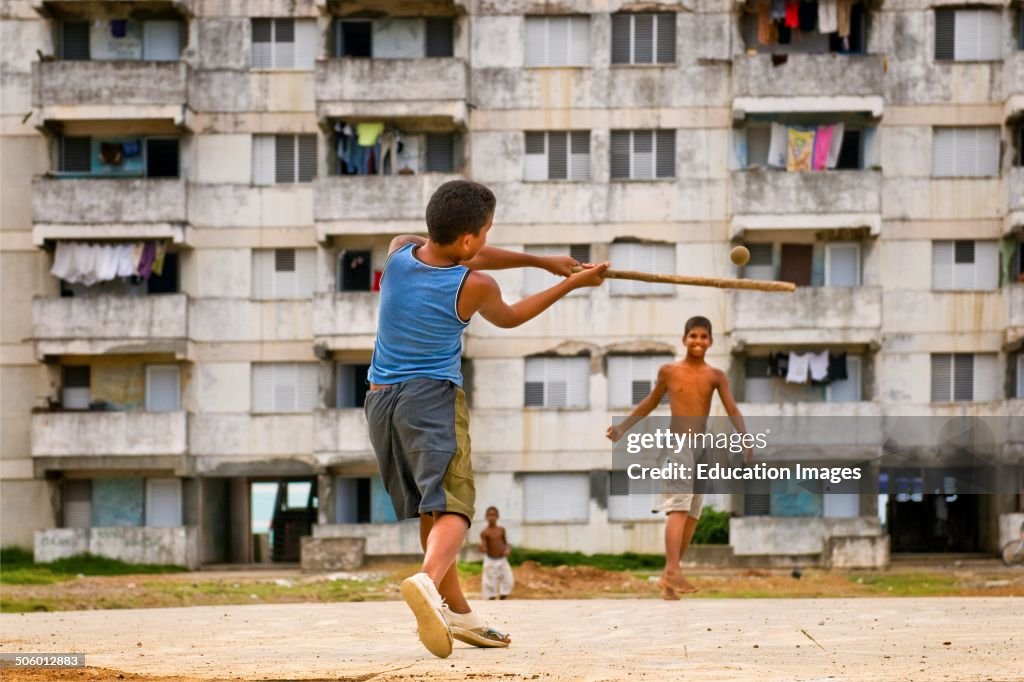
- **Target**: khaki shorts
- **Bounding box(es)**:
[653,492,705,518]
[651,445,705,518]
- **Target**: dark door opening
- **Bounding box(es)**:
[882,470,979,553]
[251,479,318,562]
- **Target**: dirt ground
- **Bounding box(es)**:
[1,597,1019,681]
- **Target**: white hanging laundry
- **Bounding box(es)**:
[95,243,120,282]
[818,0,838,33]
[51,242,75,281]
[808,350,829,381]
[767,122,788,168]
[115,243,136,278]
[76,244,100,286]
[826,123,845,169]
[786,352,810,383]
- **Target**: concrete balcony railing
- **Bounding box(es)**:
[312,292,379,349]
[189,414,315,461]
[314,174,462,237]
[731,169,882,218]
[733,53,885,99]
[31,178,187,243]
[35,526,199,569]
[313,408,374,467]
[31,411,187,457]
[315,58,468,115]
[32,60,189,109]
[729,286,882,345]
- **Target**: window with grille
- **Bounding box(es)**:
[522,244,591,295]
[524,356,589,408]
[424,134,456,172]
[252,248,316,299]
[607,355,673,408]
[524,16,590,66]
[60,21,90,60]
[251,363,319,412]
[610,13,675,64]
[608,243,674,295]
[62,366,91,410]
[934,9,1002,61]
[523,473,590,522]
[743,243,774,281]
[930,353,1000,402]
[931,240,998,290]
[252,18,317,69]
[524,131,590,181]
[610,130,675,179]
[607,470,658,521]
[253,134,317,184]
[932,127,999,177]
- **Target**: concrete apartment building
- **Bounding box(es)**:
[1,0,1022,569]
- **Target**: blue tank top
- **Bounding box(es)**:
[368,243,471,386]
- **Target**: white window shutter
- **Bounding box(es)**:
[273,19,296,69]
[632,130,655,180]
[569,16,589,65]
[524,132,547,181]
[146,478,182,527]
[651,244,675,295]
[524,17,546,66]
[296,249,316,298]
[607,356,632,408]
[252,249,272,299]
[523,244,560,295]
[145,365,180,412]
[252,135,275,185]
[825,243,860,287]
[954,9,980,61]
[972,353,1000,401]
[569,131,590,180]
[143,21,181,61]
[524,357,589,407]
[744,243,775,280]
[608,355,671,408]
[974,127,1000,176]
[827,356,861,402]
[1017,355,1024,399]
[974,240,998,290]
[523,473,590,522]
[252,364,275,412]
[296,363,319,410]
[608,471,658,520]
[546,17,569,66]
[932,241,953,290]
[932,128,955,177]
[252,19,273,68]
[611,243,672,295]
[975,10,1001,60]
[64,480,92,528]
[295,19,317,70]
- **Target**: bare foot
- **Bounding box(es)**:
[662,572,699,595]
[657,578,680,600]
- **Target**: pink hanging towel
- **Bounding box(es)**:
[812,125,834,171]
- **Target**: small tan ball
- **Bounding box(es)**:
[730,245,751,267]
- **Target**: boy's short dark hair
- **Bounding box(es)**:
[486,506,499,514]
[425,180,496,245]
[684,316,713,336]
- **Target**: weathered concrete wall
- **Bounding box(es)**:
[31,411,188,456]
[732,170,882,216]
[312,292,379,343]
[300,536,365,571]
[733,54,885,98]
[33,61,189,107]
[187,184,314,228]
[314,174,461,222]
[32,294,188,342]
[315,58,467,103]
[189,300,313,342]
[999,512,1024,549]
[730,516,885,559]
[314,519,423,556]
[729,287,883,341]
[32,178,187,224]
[35,526,199,569]
[313,409,374,467]
[189,414,315,459]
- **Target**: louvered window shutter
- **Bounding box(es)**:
[825,243,860,287]
[64,480,92,529]
[634,14,654,63]
[974,127,1000,176]
[252,363,274,412]
[656,14,676,63]
[273,19,296,69]
[953,353,974,401]
[524,17,546,66]
[63,365,91,409]
[295,20,317,69]
[297,134,317,182]
[827,356,861,402]
[952,240,975,290]
[425,134,455,172]
[146,478,182,527]
[569,16,589,65]
[655,130,675,178]
[252,135,275,185]
[523,473,590,521]
[932,240,953,290]
[569,131,590,180]
[632,130,654,179]
[610,130,631,179]
[252,19,273,68]
[524,132,547,180]
[569,244,591,263]
[932,128,955,176]
[972,354,1000,401]
[146,365,180,412]
[931,354,952,402]
[935,9,955,60]
[744,356,774,403]
[296,363,320,410]
[547,17,569,66]
[744,243,774,280]
[611,14,631,64]
[608,471,657,521]
[296,249,316,298]
[547,132,568,180]
[275,135,296,183]
[974,241,998,290]
[62,137,92,172]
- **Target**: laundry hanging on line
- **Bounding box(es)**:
[50,240,168,286]
[767,122,845,171]
[769,351,849,384]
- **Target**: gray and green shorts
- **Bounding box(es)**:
[364,378,475,524]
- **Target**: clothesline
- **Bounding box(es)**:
[762,351,849,385]
[51,240,168,286]
[756,0,856,47]
[335,121,412,177]
[767,122,845,172]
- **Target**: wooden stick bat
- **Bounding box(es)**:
[570,266,796,292]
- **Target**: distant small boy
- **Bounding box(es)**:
[479,506,514,600]
[606,316,751,600]
[366,180,608,658]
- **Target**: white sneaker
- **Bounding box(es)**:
[441,604,511,648]
[399,573,453,658]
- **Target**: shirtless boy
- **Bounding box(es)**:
[606,316,751,599]
[478,507,514,600]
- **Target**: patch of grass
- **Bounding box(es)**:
[457,561,483,576]
[508,548,665,572]
[0,552,185,586]
[692,507,730,545]
[850,572,959,596]
[0,546,35,566]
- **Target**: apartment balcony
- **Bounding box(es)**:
[31,61,190,124]
[313,408,374,467]
[189,414,316,473]
[312,292,378,350]
[730,169,882,237]
[729,287,882,346]
[31,177,187,245]
[314,174,461,239]
[31,293,188,359]
[31,411,187,466]
[315,58,468,122]
[1007,167,1024,235]
[31,0,195,17]
[733,53,885,100]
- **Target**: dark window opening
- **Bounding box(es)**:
[338,21,372,57]
[336,478,371,523]
[834,129,862,170]
[146,139,179,178]
[425,18,454,57]
[147,252,179,294]
[743,2,867,54]
[61,21,90,60]
[339,250,371,291]
[1017,124,1023,166]
[779,243,813,286]
[336,364,370,408]
[425,134,455,172]
[60,137,92,172]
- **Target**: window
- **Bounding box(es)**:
[934,9,1002,61]
[524,16,589,66]
[779,243,813,287]
[932,127,999,177]
[251,363,319,413]
[522,244,591,295]
[425,133,456,172]
[251,18,317,69]
[608,243,674,295]
[336,20,372,57]
[62,366,90,409]
[523,473,590,522]
[426,18,455,57]
[524,131,590,181]
[930,353,1000,402]
[338,250,372,292]
[60,137,91,173]
[608,470,658,521]
[931,240,998,290]
[336,363,370,408]
[744,479,770,516]
[607,355,673,408]
[610,130,675,179]
[743,243,774,280]
[826,356,862,402]
[824,243,861,287]
[63,480,92,528]
[743,356,774,403]
[145,478,182,527]
[253,134,317,185]
[146,139,179,178]
[145,365,180,412]
[524,356,589,408]
[822,477,861,518]
[252,248,316,299]
[335,476,398,523]
[57,137,179,178]
[60,21,90,60]
[611,13,675,64]
[142,20,182,61]
[147,252,179,294]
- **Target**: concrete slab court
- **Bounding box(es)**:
[1,598,1018,681]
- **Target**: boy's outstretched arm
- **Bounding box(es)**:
[606,367,669,442]
[716,369,753,464]
[464,263,609,328]
[462,246,580,276]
